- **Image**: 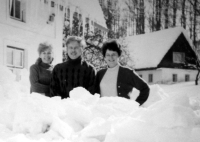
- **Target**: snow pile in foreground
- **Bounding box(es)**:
[0,66,200,142]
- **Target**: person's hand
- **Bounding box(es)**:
[47,65,54,72]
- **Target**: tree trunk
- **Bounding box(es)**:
[140,0,145,34]
[195,59,200,85]
[189,4,193,39]
[195,70,200,85]
[172,0,177,27]
[193,0,197,47]
[152,0,155,31]
[155,0,161,31]
[106,0,113,38]
[181,0,186,29]
[136,6,139,34]
[164,0,169,29]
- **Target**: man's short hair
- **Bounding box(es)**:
[102,40,122,57]
[65,36,86,48]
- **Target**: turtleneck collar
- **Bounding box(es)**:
[67,56,82,65]
[40,62,51,69]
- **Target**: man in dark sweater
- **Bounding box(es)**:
[50,36,95,98]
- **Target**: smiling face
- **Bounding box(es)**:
[39,48,53,64]
[67,41,82,60]
[104,49,119,68]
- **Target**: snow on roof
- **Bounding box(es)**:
[125,27,194,69]
[68,0,107,28]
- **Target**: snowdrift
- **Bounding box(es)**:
[0,65,200,142]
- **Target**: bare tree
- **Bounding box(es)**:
[188,0,200,85]
[181,0,186,29]
[125,0,145,34]
[164,0,169,29]
[125,0,138,34]
[172,0,178,27]
[195,59,200,85]
[155,0,162,31]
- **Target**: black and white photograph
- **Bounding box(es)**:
[0,0,200,141]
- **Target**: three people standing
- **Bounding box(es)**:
[29,37,149,106]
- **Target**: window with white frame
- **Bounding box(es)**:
[9,0,26,22]
[148,74,153,83]
[173,52,185,63]
[6,46,24,81]
[172,74,177,82]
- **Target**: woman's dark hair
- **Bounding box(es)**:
[101,40,122,57]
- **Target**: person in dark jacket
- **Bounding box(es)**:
[29,43,54,96]
[94,40,150,106]
[50,36,95,98]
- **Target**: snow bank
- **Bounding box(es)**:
[130,84,169,107]
[0,65,200,142]
[0,66,23,100]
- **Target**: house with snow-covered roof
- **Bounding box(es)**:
[126,27,198,84]
[0,0,107,81]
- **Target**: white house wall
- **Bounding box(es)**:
[136,69,162,84]
[136,68,197,84]
[0,0,65,69]
[161,68,197,83]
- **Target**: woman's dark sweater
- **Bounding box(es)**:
[50,57,96,98]
[29,62,52,96]
[94,66,150,105]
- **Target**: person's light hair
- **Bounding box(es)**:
[37,43,53,55]
[65,36,86,48]
[35,43,53,65]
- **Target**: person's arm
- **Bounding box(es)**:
[87,66,96,94]
[29,65,49,94]
[132,71,150,105]
[50,65,60,97]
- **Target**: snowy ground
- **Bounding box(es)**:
[0,65,200,142]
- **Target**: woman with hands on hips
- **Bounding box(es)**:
[93,40,150,106]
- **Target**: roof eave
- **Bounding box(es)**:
[135,67,158,71]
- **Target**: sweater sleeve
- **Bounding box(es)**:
[50,65,60,97]
[92,71,100,95]
[29,65,49,93]
[87,66,96,94]
[132,71,150,105]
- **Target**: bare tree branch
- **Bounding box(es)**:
[188,0,200,15]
